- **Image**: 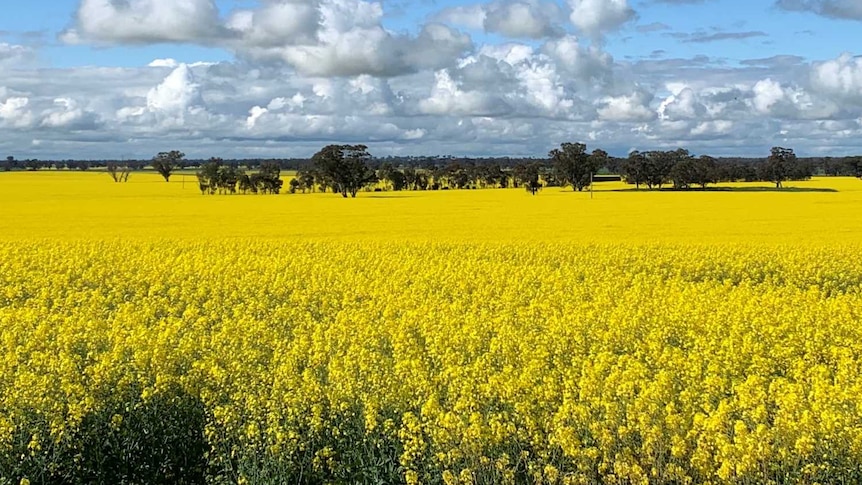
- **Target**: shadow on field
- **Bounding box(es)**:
[610,187,839,193]
[364,194,419,199]
[8,384,208,485]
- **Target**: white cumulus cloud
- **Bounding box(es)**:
[0,43,35,67]
[62,0,221,44]
[419,70,510,116]
[811,53,862,104]
[0,95,34,128]
[146,64,205,116]
[437,0,563,38]
[568,0,635,38]
[596,89,654,121]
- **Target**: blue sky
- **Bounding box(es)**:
[3,0,856,67]
[2,0,862,159]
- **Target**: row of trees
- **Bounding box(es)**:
[3,145,849,196]
[196,159,284,194]
[619,146,811,190]
[6,151,862,177]
[181,144,824,197]
[290,144,816,197]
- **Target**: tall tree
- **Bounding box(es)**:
[152,150,184,182]
[550,142,597,192]
[670,156,696,190]
[643,150,676,189]
[692,155,718,188]
[197,157,222,194]
[256,161,283,194]
[622,151,647,189]
[312,145,378,198]
[292,169,316,193]
[761,146,797,188]
[668,149,698,190]
[589,149,609,176]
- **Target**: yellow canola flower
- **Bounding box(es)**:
[1,172,862,482]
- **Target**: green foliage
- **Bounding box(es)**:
[550,142,598,192]
[312,145,378,198]
[513,162,543,195]
[6,385,207,485]
[643,150,677,189]
[152,151,184,182]
[196,159,282,195]
[851,156,862,178]
[622,150,647,188]
[377,162,406,191]
[669,150,698,189]
[760,147,812,188]
[290,169,316,193]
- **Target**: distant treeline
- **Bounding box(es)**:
[3,146,861,196]
[4,153,862,178]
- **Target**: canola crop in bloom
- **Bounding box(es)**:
[2,240,862,484]
[1,172,862,244]
[2,172,862,484]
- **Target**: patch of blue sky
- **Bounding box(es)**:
[3,0,862,70]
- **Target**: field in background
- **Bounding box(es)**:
[1,171,861,243]
[2,172,862,484]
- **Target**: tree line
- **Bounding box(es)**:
[618,146,813,189]
[5,151,862,178]
[220,144,822,196]
[3,145,860,195]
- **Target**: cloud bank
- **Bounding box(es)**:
[1,1,862,159]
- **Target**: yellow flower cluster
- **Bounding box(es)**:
[2,240,862,483]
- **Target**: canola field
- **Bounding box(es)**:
[2,172,862,484]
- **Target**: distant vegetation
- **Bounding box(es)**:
[4,145,861,195]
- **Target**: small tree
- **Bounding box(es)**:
[196,158,222,194]
[294,169,316,193]
[218,164,243,194]
[152,150,184,182]
[550,142,597,192]
[106,162,132,182]
[312,144,377,198]
[761,146,796,188]
[511,163,529,189]
[525,164,542,195]
[377,163,407,191]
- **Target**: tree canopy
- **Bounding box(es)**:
[312,145,378,198]
[550,142,599,192]
[152,151,184,182]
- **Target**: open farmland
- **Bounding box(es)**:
[2,172,862,484]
